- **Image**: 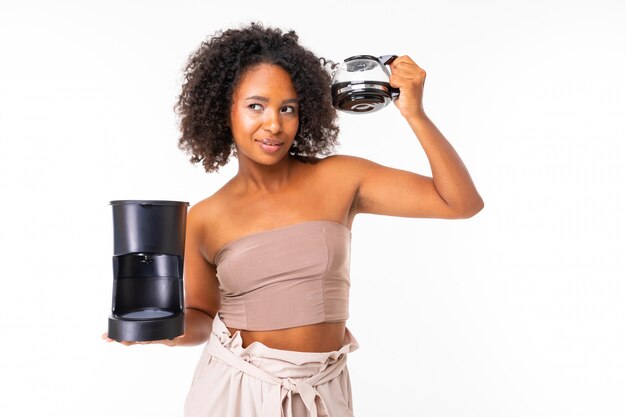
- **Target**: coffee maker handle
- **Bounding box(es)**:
[379,55,400,99]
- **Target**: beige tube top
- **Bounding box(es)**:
[214,221,351,331]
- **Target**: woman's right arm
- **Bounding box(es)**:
[174,204,221,346]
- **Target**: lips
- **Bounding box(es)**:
[255,138,284,154]
[255,138,284,146]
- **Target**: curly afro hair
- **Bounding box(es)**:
[175,22,340,173]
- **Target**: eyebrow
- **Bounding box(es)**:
[245,95,299,104]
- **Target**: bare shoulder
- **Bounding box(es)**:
[314,154,387,194]
[188,187,231,232]
[186,183,237,256]
[316,153,367,166]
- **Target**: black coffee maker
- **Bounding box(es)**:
[108,200,189,342]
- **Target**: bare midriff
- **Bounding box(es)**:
[226,321,347,352]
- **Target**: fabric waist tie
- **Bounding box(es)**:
[205,331,348,417]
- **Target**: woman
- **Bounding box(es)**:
[105,23,483,417]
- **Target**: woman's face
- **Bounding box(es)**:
[230,63,300,165]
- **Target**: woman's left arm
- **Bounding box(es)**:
[343,55,483,220]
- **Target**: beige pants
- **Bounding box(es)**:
[184,313,359,417]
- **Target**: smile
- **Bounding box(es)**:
[255,139,284,146]
[255,139,284,153]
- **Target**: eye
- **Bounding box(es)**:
[248,103,263,111]
[281,106,297,114]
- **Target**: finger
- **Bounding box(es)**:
[390,55,417,68]
[391,66,419,78]
[393,69,427,89]
[389,73,411,88]
[390,67,421,81]
[390,59,425,76]
[103,333,138,346]
[102,332,115,343]
[389,73,401,88]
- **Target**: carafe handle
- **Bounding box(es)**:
[379,55,397,66]
[379,55,400,99]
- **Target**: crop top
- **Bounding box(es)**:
[213,220,351,331]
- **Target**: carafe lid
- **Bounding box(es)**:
[332,55,392,84]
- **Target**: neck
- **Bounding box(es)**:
[235,155,295,194]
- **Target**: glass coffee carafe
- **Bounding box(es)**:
[331,55,399,114]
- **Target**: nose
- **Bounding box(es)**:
[262,109,282,134]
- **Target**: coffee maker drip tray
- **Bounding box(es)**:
[116,308,177,320]
[109,254,185,341]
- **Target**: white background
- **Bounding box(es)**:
[1,0,624,416]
